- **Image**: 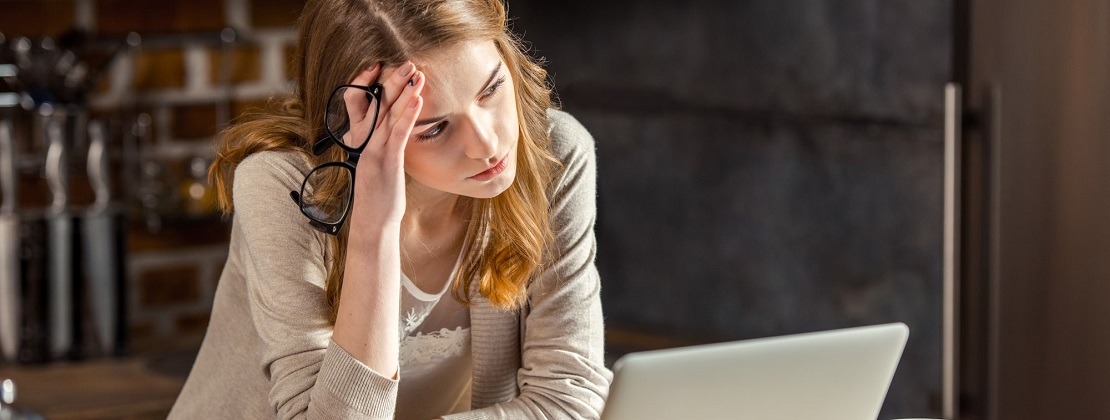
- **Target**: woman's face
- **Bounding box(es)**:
[403,40,519,200]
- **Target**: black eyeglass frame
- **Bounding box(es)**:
[289,82,384,235]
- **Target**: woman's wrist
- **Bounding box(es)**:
[346,203,402,247]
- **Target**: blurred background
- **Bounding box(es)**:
[1,0,1108,419]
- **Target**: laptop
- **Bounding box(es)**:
[601,323,909,420]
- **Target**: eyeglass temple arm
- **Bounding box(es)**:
[288,190,339,235]
[312,122,350,156]
[312,135,332,156]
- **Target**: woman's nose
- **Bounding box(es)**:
[462,110,498,161]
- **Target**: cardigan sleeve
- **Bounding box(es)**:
[446,110,614,419]
[233,151,400,419]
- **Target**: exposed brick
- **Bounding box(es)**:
[251,0,306,28]
[132,106,161,144]
[231,98,271,120]
[171,103,219,139]
[138,264,201,307]
[97,0,225,35]
[130,155,186,217]
[127,216,231,252]
[210,43,262,84]
[133,49,186,91]
[174,313,211,333]
[130,322,156,341]
[0,1,75,38]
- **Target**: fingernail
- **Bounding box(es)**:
[410,96,420,108]
[399,63,416,78]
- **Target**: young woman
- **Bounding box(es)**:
[168,0,610,419]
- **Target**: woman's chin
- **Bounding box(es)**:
[462,167,517,199]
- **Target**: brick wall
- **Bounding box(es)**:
[1,0,306,348]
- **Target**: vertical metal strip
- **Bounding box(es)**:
[943,83,963,420]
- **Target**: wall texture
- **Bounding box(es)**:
[0,0,303,348]
[3,0,951,416]
[506,0,950,417]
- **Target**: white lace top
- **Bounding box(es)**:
[394,251,472,420]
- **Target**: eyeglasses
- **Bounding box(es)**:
[289,83,383,235]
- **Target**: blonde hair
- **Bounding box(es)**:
[210,0,559,323]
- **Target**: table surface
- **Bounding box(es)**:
[0,334,201,420]
[2,356,187,419]
[0,326,699,419]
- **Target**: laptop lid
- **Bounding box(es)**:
[601,323,909,420]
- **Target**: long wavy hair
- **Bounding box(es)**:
[209,0,559,323]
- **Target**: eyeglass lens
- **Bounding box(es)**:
[326,86,380,150]
[300,165,353,225]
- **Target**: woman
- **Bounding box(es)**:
[168,0,611,418]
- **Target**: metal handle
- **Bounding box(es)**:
[87,120,111,209]
[943,83,963,420]
[44,110,68,213]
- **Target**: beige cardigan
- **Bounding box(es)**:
[168,110,612,419]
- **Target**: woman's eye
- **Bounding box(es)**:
[417,121,447,142]
[482,76,507,99]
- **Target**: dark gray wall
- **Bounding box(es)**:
[508,1,949,417]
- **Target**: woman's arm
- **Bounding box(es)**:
[331,61,425,379]
[234,152,399,419]
[235,62,427,419]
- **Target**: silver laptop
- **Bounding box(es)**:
[601,323,909,420]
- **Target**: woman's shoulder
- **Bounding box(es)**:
[231,149,317,224]
[546,108,596,164]
[234,149,314,192]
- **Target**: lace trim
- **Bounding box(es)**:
[400,327,470,366]
[402,306,431,337]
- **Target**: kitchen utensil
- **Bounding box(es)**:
[82,120,117,355]
[0,120,19,362]
[42,108,73,360]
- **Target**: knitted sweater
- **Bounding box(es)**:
[168,109,612,419]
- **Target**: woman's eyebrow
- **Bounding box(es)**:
[414,114,447,127]
[476,62,502,96]
[413,62,503,127]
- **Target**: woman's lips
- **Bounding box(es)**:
[469,155,508,181]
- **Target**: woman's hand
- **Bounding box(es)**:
[343,61,425,231]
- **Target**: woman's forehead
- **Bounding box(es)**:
[414,40,504,107]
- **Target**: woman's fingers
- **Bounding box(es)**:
[376,62,417,122]
[387,94,422,161]
[351,62,382,86]
[362,62,416,148]
[373,69,424,151]
[340,63,382,147]
[386,71,425,137]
